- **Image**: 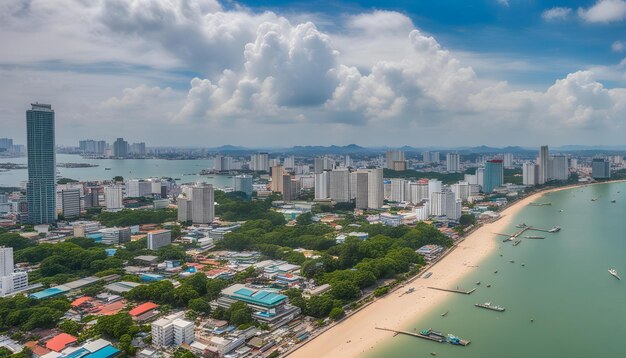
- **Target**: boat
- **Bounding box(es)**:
[486,284,491,287]
[509,260,515,263]
[516,223,527,228]
[611,200,616,203]
[609,268,621,280]
[475,281,481,285]
[475,302,506,312]
[548,226,561,233]
[447,334,471,346]
[417,329,446,342]
[430,353,437,356]
[104,168,111,170]
[441,311,448,317]
[494,270,498,274]
[525,235,545,239]
[521,263,526,266]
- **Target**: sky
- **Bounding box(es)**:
[1,0,626,148]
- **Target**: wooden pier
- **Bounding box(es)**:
[496,225,558,242]
[428,287,476,294]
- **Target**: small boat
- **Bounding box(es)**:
[486,284,491,288]
[548,226,561,233]
[475,281,481,285]
[521,263,526,267]
[441,311,448,317]
[609,268,621,280]
[611,200,616,203]
[494,270,498,274]
[509,260,515,263]
[430,353,437,356]
[559,209,564,212]
[104,167,111,170]
[475,302,505,312]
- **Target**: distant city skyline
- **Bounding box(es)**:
[1,0,625,146]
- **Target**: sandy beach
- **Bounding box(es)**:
[289,186,571,358]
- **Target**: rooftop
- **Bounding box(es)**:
[128,302,158,317]
[222,284,287,307]
[46,333,77,352]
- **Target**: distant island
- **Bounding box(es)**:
[0,163,26,170]
[56,162,99,168]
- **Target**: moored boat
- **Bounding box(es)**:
[475,302,506,312]
[609,268,621,280]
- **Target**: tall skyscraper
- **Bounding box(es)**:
[329,169,351,203]
[550,155,569,181]
[483,160,504,193]
[250,153,269,172]
[522,162,538,186]
[355,172,369,209]
[0,247,13,277]
[271,165,285,193]
[386,150,406,170]
[503,153,514,168]
[113,138,128,158]
[283,156,295,169]
[60,189,81,219]
[390,178,406,202]
[314,171,330,200]
[366,168,384,209]
[591,158,610,179]
[26,103,57,224]
[423,151,431,164]
[538,145,549,184]
[314,157,334,173]
[233,175,253,198]
[104,185,124,211]
[178,183,214,224]
[431,151,440,163]
[446,153,460,172]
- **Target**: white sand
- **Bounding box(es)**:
[289,187,568,358]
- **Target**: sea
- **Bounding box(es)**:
[0,154,235,188]
[370,182,626,358]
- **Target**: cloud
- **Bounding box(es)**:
[542,7,572,21]
[496,0,509,7]
[612,40,625,52]
[578,0,626,23]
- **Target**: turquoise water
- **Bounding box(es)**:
[371,182,626,358]
[0,154,235,188]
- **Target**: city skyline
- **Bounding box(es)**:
[1,0,626,146]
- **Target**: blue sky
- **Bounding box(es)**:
[0,0,625,147]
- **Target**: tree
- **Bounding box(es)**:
[296,212,313,226]
[58,320,82,336]
[172,348,196,358]
[188,298,211,315]
[94,313,134,340]
[459,214,476,226]
[329,307,345,321]
[113,176,124,182]
[225,301,253,326]
[305,295,335,318]
[330,281,360,301]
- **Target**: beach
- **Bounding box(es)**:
[289,187,567,358]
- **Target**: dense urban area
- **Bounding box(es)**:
[0,104,623,358]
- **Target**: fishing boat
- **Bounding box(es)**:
[441,311,448,317]
[447,334,471,346]
[475,281,481,285]
[548,226,561,233]
[609,268,621,280]
[494,270,498,274]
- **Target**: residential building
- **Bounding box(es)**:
[451,181,470,201]
[0,247,28,296]
[428,179,442,200]
[431,151,440,163]
[178,183,214,224]
[151,313,194,347]
[538,145,549,184]
[214,155,233,171]
[503,153,514,168]
[112,138,128,158]
[329,169,351,203]
[250,153,269,172]
[313,157,334,173]
[386,150,406,170]
[592,158,611,179]
[147,230,172,250]
[551,155,569,181]
[60,189,81,219]
[104,185,124,211]
[271,165,285,193]
[283,155,295,169]
[407,182,429,204]
[483,160,504,193]
[79,140,107,154]
[366,168,384,209]
[130,142,146,156]
[390,178,406,202]
[355,172,369,209]
[446,153,460,172]
[100,227,131,245]
[126,179,152,198]
[26,103,56,224]
[282,175,299,202]
[233,175,253,198]
[422,151,430,164]
[314,171,330,200]
[522,162,538,186]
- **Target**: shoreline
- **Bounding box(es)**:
[288,181,624,358]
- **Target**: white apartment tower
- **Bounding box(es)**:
[538,145,549,185]
[523,162,537,186]
[446,153,460,173]
[104,185,124,211]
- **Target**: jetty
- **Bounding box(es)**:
[375,327,444,342]
[496,224,560,242]
[428,287,476,295]
[375,327,470,346]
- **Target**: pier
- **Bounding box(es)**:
[495,224,560,242]
[428,287,476,294]
[375,327,444,342]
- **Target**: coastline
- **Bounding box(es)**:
[289,183,602,358]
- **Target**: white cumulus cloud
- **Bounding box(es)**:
[578,0,626,23]
[542,7,572,21]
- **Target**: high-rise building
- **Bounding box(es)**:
[503,153,514,168]
[329,169,351,203]
[126,179,152,198]
[233,175,253,198]
[366,168,384,209]
[60,189,81,219]
[476,167,485,189]
[147,230,172,250]
[104,185,124,211]
[538,145,549,185]
[483,160,504,193]
[446,153,460,173]
[282,175,299,202]
[214,155,233,171]
[344,155,352,168]
[271,165,285,193]
[283,156,295,169]
[522,162,538,186]
[551,155,569,181]
[250,153,269,172]
[79,139,106,154]
[0,247,13,277]
[0,247,28,297]
[0,138,14,152]
[428,179,442,200]
[26,103,56,224]
[100,227,131,245]
[178,183,214,224]
[390,178,406,202]
[112,138,128,158]
[592,158,610,179]
[423,151,431,164]
[314,171,330,200]
[386,150,406,170]
[407,182,429,204]
[431,152,440,163]
[314,157,334,174]
[130,142,146,156]
[355,172,369,209]
[451,181,470,201]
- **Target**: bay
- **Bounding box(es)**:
[370,182,626,358]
